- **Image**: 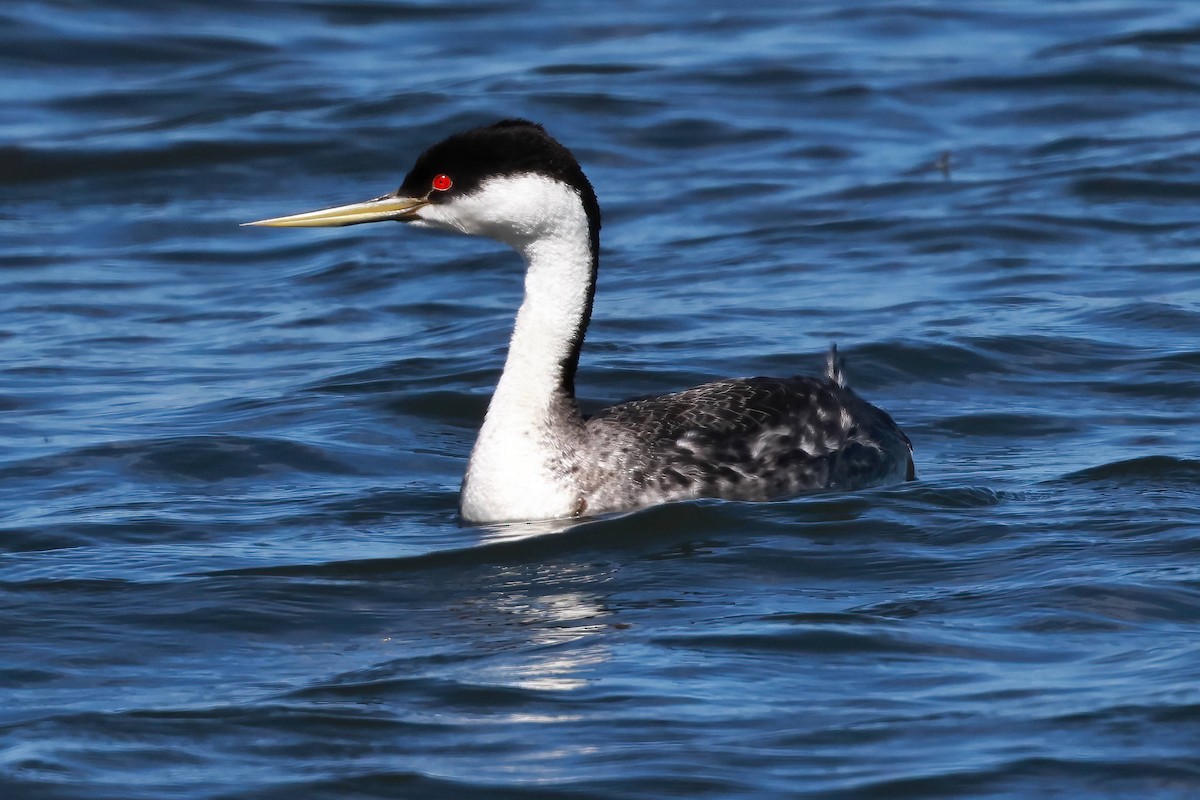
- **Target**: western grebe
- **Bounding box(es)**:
[245,119,914,523]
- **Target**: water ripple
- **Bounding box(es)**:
[3,1,1200,798]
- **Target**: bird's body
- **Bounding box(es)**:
[247,119,913,523]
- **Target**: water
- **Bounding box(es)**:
[4,1,1200,797]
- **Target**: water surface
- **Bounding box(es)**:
[3,1,1200,798]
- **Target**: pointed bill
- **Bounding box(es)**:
[242,195,428,227]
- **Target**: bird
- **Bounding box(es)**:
[245,119,914,523]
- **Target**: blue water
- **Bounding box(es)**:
[4,1,1200,797]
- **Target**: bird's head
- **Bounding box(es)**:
[244,119,600,250]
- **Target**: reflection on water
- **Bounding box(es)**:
[3,0,1200,797]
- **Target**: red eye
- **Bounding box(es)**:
[431,174,453,192]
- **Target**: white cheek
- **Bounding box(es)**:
[410,175,585,248]
[408,204,468,234]
[404,217,436,231]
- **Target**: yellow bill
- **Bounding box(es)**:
[242,194,428,227]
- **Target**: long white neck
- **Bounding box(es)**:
[454,176,598,522]
[493,234,592,404]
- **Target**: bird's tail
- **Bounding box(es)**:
[825,343,846,387]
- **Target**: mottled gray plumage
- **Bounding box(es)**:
[576,349,913,515]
